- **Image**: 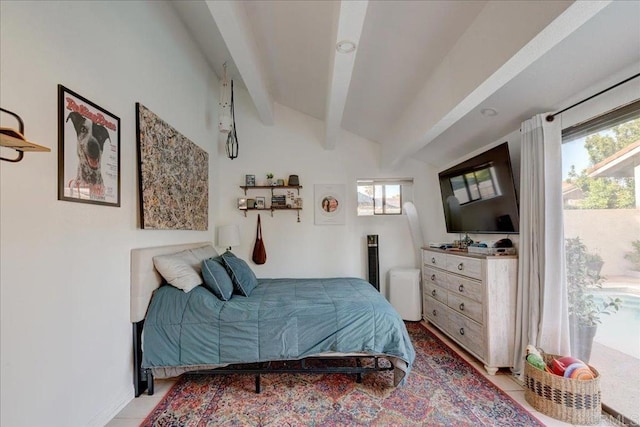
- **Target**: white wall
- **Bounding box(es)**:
[217,93,432,299]
[564,209,639,276]
[0,2,437,425]
[0,2,219,426]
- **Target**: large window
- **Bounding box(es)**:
[561,99,639,422]
[357,179,412,216]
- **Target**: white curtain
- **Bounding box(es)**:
[513,113,571,378]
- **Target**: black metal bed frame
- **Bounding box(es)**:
[133,320,395,397]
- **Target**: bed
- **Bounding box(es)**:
[131,242,415,396]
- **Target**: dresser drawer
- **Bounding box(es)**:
[446,254,482,279]
[423,251,447,269]
[424,297,449,328]
[423,266,448,288]
[424,281,448,305]
[421,248,518,374]
[447,274,483,303]
[448,293,483,324]
[447,311,484,358]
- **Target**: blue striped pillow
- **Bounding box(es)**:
[201,257,234,301]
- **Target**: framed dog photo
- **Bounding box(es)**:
[58,85,120,207]
[256,197,265,209]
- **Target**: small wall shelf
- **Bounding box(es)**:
[240,207,302,220]
[240,185,303,195]
[1,108,50,163]
[239,185,303,222]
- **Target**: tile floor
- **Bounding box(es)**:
[106,321,621,426]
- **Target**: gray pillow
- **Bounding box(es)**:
[190,245,218,267]
[221,253,258,296]
[202,258,234,301]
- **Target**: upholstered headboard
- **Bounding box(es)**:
[130,241,213,322]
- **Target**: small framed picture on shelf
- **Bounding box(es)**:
[256,197,265,209]
[238,198,247,210]
[245,174,256,186]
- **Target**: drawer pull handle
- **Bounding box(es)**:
[457,263,464,271]
[459,328,465,336]
[431,274,436,281]
[458,284,464,292]
[432,309,437,316]
[431,289,437,297]
[459,303,465,311]
[431,257,436,264]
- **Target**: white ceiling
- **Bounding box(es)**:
[171,0,640,168]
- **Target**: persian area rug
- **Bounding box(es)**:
[142,322,542,426]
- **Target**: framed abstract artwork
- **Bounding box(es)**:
[136,103,208,230]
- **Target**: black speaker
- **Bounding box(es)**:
[367,235,380,291]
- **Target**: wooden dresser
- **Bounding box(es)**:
[422,247,518,374]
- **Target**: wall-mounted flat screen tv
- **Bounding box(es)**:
[438,142,519,234]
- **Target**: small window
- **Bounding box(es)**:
[357,179,412,216]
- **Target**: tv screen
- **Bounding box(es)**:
[438,142,519,234]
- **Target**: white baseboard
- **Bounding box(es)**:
[87,386,134,427]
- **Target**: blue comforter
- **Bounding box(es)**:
[142,277,415,385]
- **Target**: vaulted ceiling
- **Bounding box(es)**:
[171,0,640,168]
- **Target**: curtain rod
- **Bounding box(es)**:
[545,72,640,122]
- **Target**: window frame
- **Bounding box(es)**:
[357,178,412,216]
[560,99,640,423]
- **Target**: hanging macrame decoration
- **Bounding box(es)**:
[226,80,239,159]
[218,63,239,159]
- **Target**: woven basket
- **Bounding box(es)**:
[524,353,601,425]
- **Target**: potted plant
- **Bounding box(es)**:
[585,252,604,277]
[266,173,274,186]
[565,237,621,362]
[624,240,640,277]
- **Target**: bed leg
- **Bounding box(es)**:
[133,321,148,397]
[356,358,363,383]
[255,374,261,394]
[147,370,154,396]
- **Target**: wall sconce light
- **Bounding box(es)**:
[216,224,240,252]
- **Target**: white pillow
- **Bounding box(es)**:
[153,245,218,292]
